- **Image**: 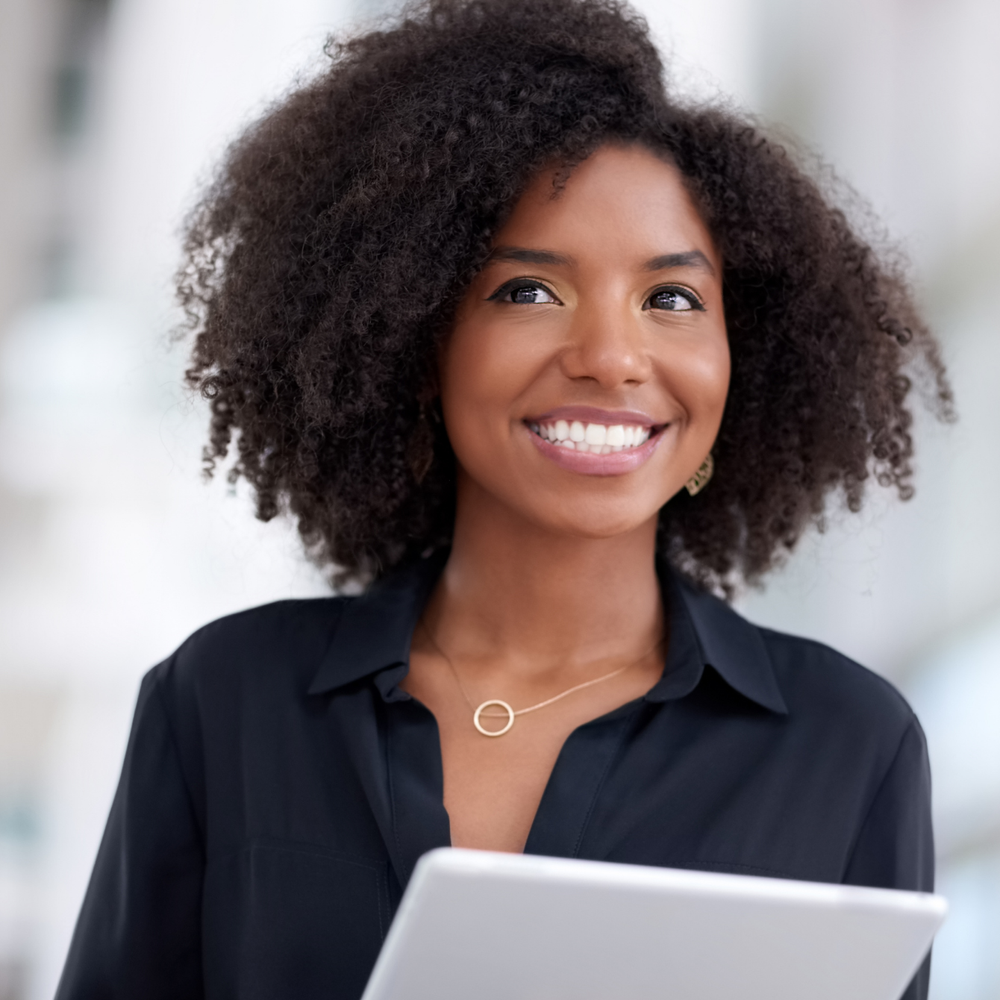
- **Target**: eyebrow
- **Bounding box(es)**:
[644,250,715,275]
[488,245,716,275]
[488,246,574,267]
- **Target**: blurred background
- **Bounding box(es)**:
[0,0,998,995]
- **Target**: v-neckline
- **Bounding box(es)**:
[382,683,646,882]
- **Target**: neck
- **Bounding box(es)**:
[425,476,664,675]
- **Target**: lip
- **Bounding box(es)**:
[526,421,666,476]
[528,405,659,428]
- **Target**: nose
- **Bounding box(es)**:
[559,294,652,389]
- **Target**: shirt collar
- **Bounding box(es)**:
[307,550,444,696]
[308,550,787,715]
[645,563,787,713]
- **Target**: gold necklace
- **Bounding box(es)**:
[418,620,663,737]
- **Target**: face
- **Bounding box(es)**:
[439,143,730,540]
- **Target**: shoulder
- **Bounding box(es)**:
[674,570,918,743]
[757,623,919,742]
[177,595,350,659]
[150,595,355,707]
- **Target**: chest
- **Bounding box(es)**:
[198,682,887,1000]
[401,651,680,853]
[435,703,589,852]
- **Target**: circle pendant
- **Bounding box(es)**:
[473,700,515,737]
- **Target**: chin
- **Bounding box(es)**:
[533,504,659,541]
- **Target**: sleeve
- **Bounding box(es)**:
[843,718,935,1000]
[54,662,205,1000]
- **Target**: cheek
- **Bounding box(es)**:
[700,339,732,413]
[440,317,548,423]
[443,327,502,405]
[438,323,512,475]
[440,325,500,444]
[660,329,731,424]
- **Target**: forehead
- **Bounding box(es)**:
[494,144,719,271]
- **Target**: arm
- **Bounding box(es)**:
[843,719,935,1000]
[55,663,205,1000]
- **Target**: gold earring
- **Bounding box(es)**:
[685,453,714,496]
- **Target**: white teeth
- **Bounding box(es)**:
[534,420,655,453]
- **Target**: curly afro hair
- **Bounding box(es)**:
[177,0,952,592]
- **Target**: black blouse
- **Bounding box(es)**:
[56,553,934,1000]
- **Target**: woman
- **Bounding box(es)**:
[57,0,952,997]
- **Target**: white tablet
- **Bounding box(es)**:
[361,848,946,1000]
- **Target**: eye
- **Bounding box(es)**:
[488,279,561,305]
[644,285,704,312]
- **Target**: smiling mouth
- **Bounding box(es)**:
[526,418,661,455]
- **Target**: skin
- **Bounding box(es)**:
[401,143,730,853]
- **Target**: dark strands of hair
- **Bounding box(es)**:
[176,0,953,595]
